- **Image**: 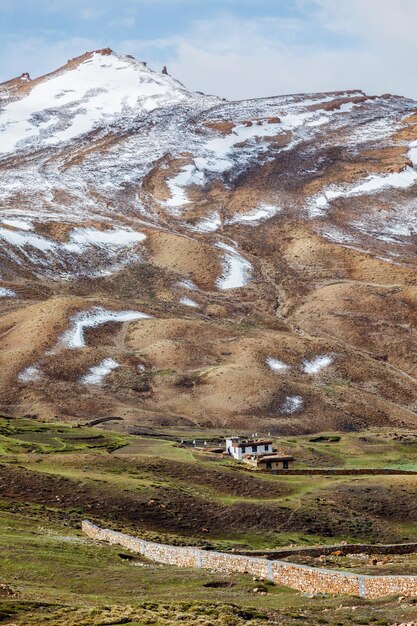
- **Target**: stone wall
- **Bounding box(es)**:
[82,520,417,599]
[235,542,417,559]
[272,469,417,475]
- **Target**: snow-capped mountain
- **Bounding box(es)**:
[1,48,417,433]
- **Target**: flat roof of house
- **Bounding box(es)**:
[256,454,294,462]
[231,440,272,449]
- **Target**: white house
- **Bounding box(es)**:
[225,437,273,461]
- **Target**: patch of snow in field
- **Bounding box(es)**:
[279,111,316,130]
[320,228,356,245]
[17,365,42,383]
[81,358,119,385]
[313,169,417,217]
[337,101,356,113]
[351,203,417,243]
[192,120,287,178]
[0,287,16,297]
[0,223,146,275]
[266,357,290,371]
[311,138,417,217]
[0,226,55,251]
[166,164,204,211]
[189,211,222,233]
[215,242,252,290]
[409,140,417,165]
[281,395,304,414]
[61,308,152,349]
[205,122,275,163]
[64,227,146,250]
[303,355,334,374]
[177,278,198,291]
[228,203,282,225]
[307,116,330,127]
[179,296,199,308]
[346,169,417,195]
[2,218,33,230]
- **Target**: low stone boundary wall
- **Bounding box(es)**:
[82,520,417,599]
[272,468,417,475]
[235,542,417,559]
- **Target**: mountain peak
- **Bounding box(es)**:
[0,48,213,155]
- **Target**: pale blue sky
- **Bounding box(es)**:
[1,0,417,100]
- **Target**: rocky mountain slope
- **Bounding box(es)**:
[1,48,417,433]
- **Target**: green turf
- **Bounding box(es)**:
[1,508,416,626]
[1,420,416,624]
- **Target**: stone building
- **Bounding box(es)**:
[243,453,295,471]
[225,436,273,461]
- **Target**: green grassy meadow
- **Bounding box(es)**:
[0,417,416,624]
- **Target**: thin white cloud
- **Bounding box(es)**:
[1,0,416,100]
[108,17,136,28]
[0,36,102,80]
[165,6,417,99]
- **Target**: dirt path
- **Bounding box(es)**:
[112,320,130,352]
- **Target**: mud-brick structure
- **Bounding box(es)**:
[244,453,295,470]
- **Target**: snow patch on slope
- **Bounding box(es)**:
[311,139,417,217]
[0,287,16,297]
[281,395,304,414]
[228,203,282,225]
[266,357,290,371]
[2,219,33,230]
[0,224,146,276]
[17,365,43,383]
[303,355,334,374]
[177,278,198,291]
[179,296,199,308]
[189,212,222,233]
[66,227,146,248]
[61,308,151,349]
[166,164,204,212]
[81,358,119,385]
[215,242,252,290]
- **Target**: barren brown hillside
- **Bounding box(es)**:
[1,49,417,433]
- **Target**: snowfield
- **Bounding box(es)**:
[166,164,205,212]
[1,50,415,281]
[0,52,196,155]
